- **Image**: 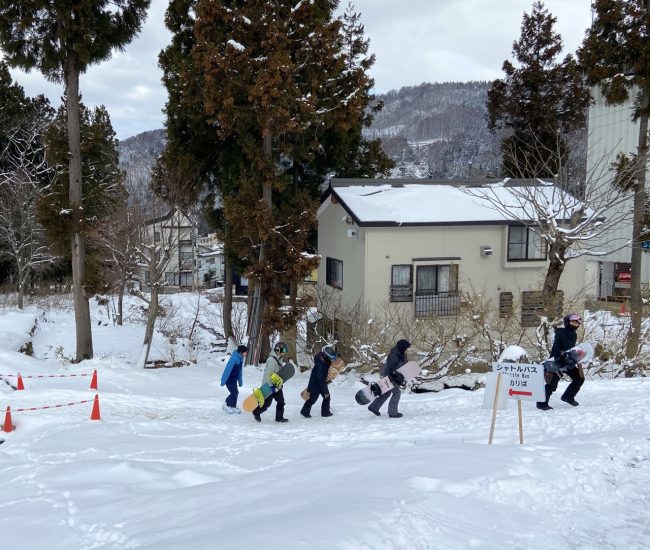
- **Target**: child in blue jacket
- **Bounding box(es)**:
[221,345,248,414]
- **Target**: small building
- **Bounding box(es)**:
[317,178,591,327]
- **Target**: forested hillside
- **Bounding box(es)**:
[117,82,503,185]
[369,81,502,178]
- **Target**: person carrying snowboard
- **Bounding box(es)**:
[537,313,584,410]
[368,339,411,418]
[300,345,337,418]
[221,344,248,414]
[252,341,289,423]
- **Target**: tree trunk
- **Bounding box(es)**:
[223,259,233,339]
[247,132,273,364]
[117,280,124,326]
[66,60,93,361]
[141,285,159,367]
[625,92,649,358]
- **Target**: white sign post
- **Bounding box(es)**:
[490,362,545,444]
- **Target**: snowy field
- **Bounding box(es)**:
[0,295,649,549]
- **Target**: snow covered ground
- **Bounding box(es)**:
[0,296,649,549]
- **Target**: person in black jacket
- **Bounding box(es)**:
[537,313,584,410]
[368,339,411,418]
[300,346,336,418]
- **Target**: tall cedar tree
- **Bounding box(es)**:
[158,0,247,340]
[176,0,389,358]
[0,0,150,361]
[487,1,590,178]
[40,103,125,297]
[578,0,650,358]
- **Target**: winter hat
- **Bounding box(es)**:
[322,346,337,361]
[396,339,411,353]
[237,345,248,354]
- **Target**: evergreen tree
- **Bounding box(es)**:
[191,0,389,360]
[40,103,125,297]
[578,0,650,359]
[487,1,590,178]
[0,0,150,361]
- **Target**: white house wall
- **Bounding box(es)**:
[317,199,367,306]
[586,85,650,283]
[363,225,587,316]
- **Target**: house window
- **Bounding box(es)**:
[326,257,343,289]
[508,226,546,261]
[390,265,413,302]
[180,251,193,261]
[165,272,178,286]
[414,264,459,317]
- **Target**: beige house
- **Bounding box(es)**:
[317,178,591,327]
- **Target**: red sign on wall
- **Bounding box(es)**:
[616,272,631,282]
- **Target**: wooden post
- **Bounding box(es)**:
[517,399,524,445]
[488,372,502,445]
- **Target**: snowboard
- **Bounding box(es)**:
[355,361,421,406]
[543,342,594,373]
[300,357,346,401]
[242,362,295,413]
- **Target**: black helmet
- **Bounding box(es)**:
[322,345,337,361]
[274,341,288,353]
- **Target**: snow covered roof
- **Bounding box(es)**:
[326,178,584,227]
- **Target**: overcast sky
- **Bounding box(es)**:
[6,0,593,140]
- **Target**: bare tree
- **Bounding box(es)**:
[88,200,141,325]
[0,121,53,308]
[464,132,634,335]
[134,210,178,368]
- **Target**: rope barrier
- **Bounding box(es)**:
[13,398,94,412]
[0,372,93,378]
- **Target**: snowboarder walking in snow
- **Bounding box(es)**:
[537,313,584,410]
[300,345,337,418]
[221,344,248,414]
[252,341,289,423]
[368,339,411,418]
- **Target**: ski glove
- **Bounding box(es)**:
[270,372,283,389]
[391,370,405,386]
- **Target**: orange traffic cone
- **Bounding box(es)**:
[90,394,101,421]
[3,406,12,432]
[16,374,24,391]
[90,369,98,390]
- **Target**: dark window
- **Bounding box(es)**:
[390,265,413,301]
[326,257,343,289]
[414,264,459,317]
[508,226,546,261]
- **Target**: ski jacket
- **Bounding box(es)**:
[220,350,245,387]
[262,350,283,386]
[307,351,331,396]
[550,326,578,361]
[381,345,407,378]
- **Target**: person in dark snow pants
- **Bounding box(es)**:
[537,313,584,410]
[252,341,289,423]
[368,339,411,418]
[300,346,337,418]
[220,345,248,414]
